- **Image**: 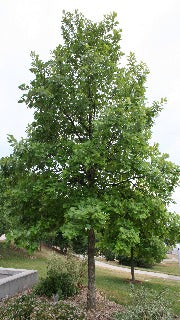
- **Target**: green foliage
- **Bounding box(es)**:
[2,10,178,250]
[1,9,179,308]
[71,233,88,254]
[0,293,37,320]
[0,165,11,236]
[62,198,106,239]
[102,248,116,261]
[44,231,70,254]
[101,193,179,275]
[30,301,85,320]
[34,253,87,299]
[117,255,154,268]
[34,271,76,299]
[114,286,173,320]
[0,293,85,320]
[165,213,180,246]
[47,253,87,288]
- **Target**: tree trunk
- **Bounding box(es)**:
[87,228,96,310]
[131,247,135,282]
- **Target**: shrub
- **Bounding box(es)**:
[64,252,87,287]
[34,271,77,299]
[47,252,87,288]
[114,286,173,320]
[0,294,85,320]
[34,252,87,299]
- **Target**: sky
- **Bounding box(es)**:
[0,0,179,213]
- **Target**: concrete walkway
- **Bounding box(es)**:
[95,260,180,281]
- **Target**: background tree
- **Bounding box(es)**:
[0,163,11,237]
[1,11,179,309]
[100,153,180,282]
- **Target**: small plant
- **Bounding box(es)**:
[30,301,85,320]
[0,294,85,320]
[0,293,37,320]
[114,286,173,320]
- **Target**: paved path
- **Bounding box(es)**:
[95,260,180,281]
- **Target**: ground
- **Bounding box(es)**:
[65,287,124,320]
[0,242,180,317]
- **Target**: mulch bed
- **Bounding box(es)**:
[65,287,124,320]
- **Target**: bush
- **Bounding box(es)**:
[34,252,87,299]
[114,286,173,320]
[47,252,87,288]
[34,271,77,299]
[0,294,85,320]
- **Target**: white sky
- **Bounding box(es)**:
[0,0,179,213]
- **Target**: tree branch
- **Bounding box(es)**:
[109,175,144,187]
[63,111,83,142]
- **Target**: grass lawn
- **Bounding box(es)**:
[1,242,180,317]
[150,261,180,276]
[0,242,50,278]
[96,267,180,316]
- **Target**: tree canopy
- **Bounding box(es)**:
[0,11,179,309]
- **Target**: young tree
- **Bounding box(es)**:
[100,154,180,282]
[1,11,179,309]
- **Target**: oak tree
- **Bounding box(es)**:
[1,11,179,309]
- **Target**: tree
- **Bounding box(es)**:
[0,164,11,237]
[1,11,179,309]
[100,194,180,282]
[100,155,180,282]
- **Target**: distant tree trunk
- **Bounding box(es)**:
[87,228,96,310]
[131,247,135,282]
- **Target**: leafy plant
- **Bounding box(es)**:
[30,301,85,320]
[0,294,85,320]
[34,271,77,299]
[114,286,173,320]
[0,293,37,320]
[34,253,87,299]
[47,253,87,287]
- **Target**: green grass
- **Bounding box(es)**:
[96,267,180,316]
[1,243,179,317]
[0,242,49,278]
[150,262,180,276]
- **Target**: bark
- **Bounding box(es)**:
[87,228,96,310]
[131,247,135,282]
[39,242,42,251]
